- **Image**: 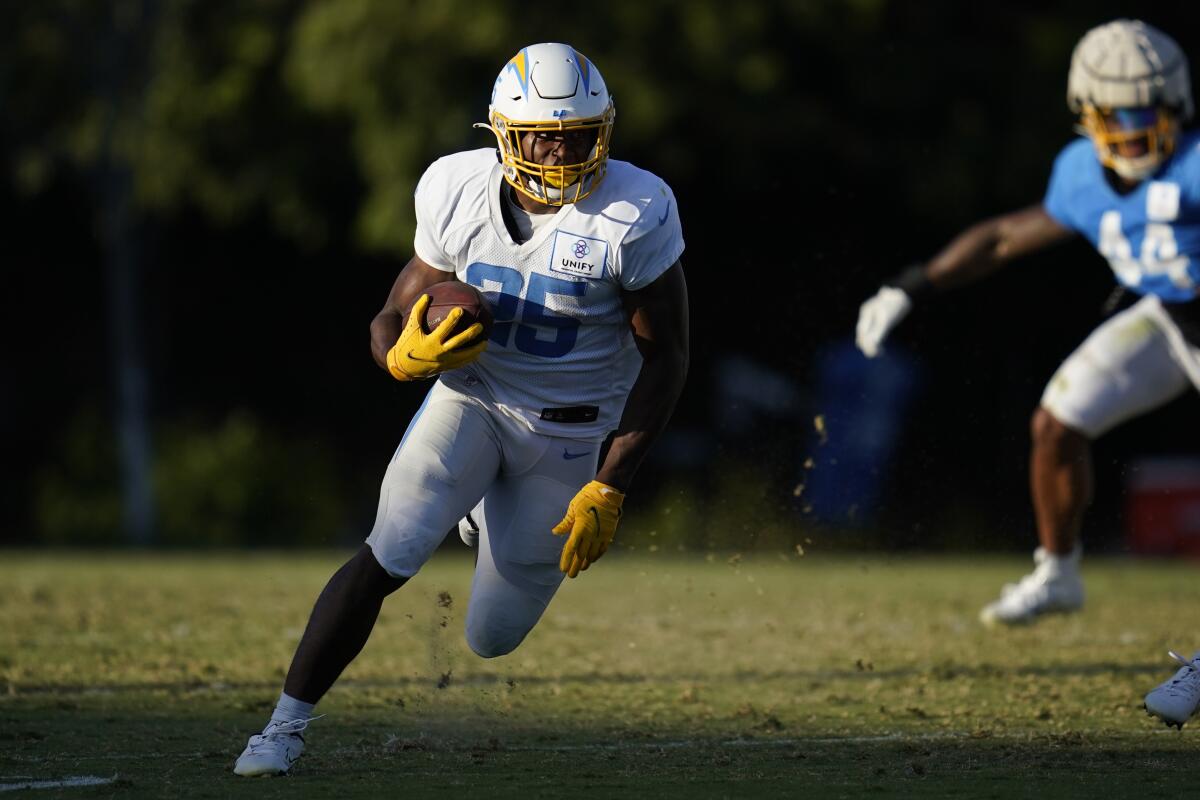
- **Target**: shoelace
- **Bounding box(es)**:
[251,715,324,748]
[1161,651,1200,698]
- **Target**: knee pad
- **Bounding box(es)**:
[464,623,526,659]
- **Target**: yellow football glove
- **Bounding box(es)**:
[552,480,625,578]
[386,294,487,381]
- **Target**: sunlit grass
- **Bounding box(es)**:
[2,551,1198,798]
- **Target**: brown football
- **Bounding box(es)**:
[415,281,494,342]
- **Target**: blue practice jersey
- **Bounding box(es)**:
[1044,130,1200,303]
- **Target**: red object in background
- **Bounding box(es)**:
[1126,458,1200,556]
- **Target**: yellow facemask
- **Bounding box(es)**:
[1079,105,1178,181]
[483,108,615,206]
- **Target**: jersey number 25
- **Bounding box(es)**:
[466,262,584,358]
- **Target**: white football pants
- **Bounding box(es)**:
[365,381,601,658]
[1041,294,1200,438]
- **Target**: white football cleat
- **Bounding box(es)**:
[1145,650,1200,729]
[233,717,317,777]
[458,512,479,548]
[979,546,1084,627]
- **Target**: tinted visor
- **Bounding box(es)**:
[1100,107,1160,133]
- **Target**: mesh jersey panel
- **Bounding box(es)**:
[413,149,685,439]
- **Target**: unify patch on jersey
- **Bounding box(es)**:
[549,230,608,280]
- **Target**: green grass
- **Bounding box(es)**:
[2,550,1199,798]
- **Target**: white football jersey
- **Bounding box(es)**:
[413,148,684,440]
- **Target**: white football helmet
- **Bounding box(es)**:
[478,43,615,205]
[1067,19,1193,181]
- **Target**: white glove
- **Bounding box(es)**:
[855,286,912,358]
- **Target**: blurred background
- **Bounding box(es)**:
[5,0,1200,555]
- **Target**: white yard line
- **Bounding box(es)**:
[497,732,976,751]
[0,776,116,792]
[488,728,1185,751]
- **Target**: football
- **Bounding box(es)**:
[416,281,494,342]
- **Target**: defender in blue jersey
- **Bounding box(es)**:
[854,20,1200,724]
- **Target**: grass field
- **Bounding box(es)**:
[2,550,1199,798]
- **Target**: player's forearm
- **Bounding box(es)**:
[923,217,1012,290]
[923,205,1072,291]
[370,257,460,371]
[595,353,688,492]
[369,311,405,371]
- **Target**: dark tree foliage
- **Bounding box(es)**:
[3,1,1198,547]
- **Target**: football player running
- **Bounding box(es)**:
[856,19,1200,666]
[234,43,688,776]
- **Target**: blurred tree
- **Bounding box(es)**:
[284,0,514,250]
[5,1,1199,547]
[35,407,347,546]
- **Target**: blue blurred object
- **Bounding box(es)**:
[800,339,919,526]
[714,354,805,435]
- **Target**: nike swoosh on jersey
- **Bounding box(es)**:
[657,201,670,226]
[562,449,590,460]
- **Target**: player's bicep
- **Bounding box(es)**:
[621,261,689,362]
[383,256,459,319]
